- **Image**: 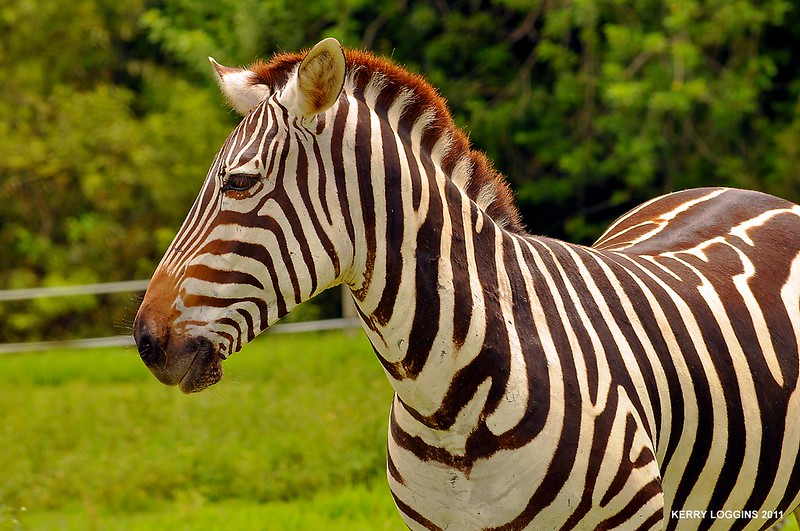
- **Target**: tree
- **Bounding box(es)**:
[2,0,799,341]
[0,0,232,340]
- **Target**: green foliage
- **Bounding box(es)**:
[0,0,234,341]
[407,0,800,240]
[0,332,403,528]
[3,0,800,341]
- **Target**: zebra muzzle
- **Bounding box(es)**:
[133,315,223,393]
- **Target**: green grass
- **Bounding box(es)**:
[3,332,797,530]
[0,331,406,530]
[4,484,400,530]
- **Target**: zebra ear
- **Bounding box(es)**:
[279,37,346,118]
[209,57,271,115]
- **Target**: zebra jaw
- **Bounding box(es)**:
[176,337,224,394]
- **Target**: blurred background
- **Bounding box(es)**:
[2,0,800,528]
[3,0,800,344]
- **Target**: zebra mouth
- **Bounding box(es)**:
[177,337,224,394]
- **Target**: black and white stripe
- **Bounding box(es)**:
[135,39,800,530]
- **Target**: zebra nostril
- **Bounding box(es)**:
[135,329,162,366]
[137,333,152,361]
[133,310,166,367]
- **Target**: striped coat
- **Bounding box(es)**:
[134,39,800,530]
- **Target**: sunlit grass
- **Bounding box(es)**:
[0,331,405,529]
[2,331,796,530]
[5,483,400,530]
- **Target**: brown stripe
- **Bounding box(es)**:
[372,107,404,326]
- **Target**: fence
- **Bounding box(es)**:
[0,281,362,355]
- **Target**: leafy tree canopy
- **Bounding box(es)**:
[2,0,799,341]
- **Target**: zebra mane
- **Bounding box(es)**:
[248,48,525,234]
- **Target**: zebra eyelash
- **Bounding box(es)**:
[220,172,262,194]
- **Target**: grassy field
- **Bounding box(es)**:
[0,331,406,530]
[2,331,798,531]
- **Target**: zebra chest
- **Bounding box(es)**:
[385,386,665,530]
[387,434,549,530]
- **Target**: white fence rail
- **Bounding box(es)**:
[0,281,362,355]
[0,280,152,301]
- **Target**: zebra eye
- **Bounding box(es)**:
[221,173,260,194]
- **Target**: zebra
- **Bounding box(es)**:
[134,38,800,530]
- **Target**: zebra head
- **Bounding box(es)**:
[134,38,350,393]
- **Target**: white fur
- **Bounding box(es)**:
[209,58,270,115]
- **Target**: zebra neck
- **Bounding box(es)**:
[351,178,529,435]
[330,90,536,434]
